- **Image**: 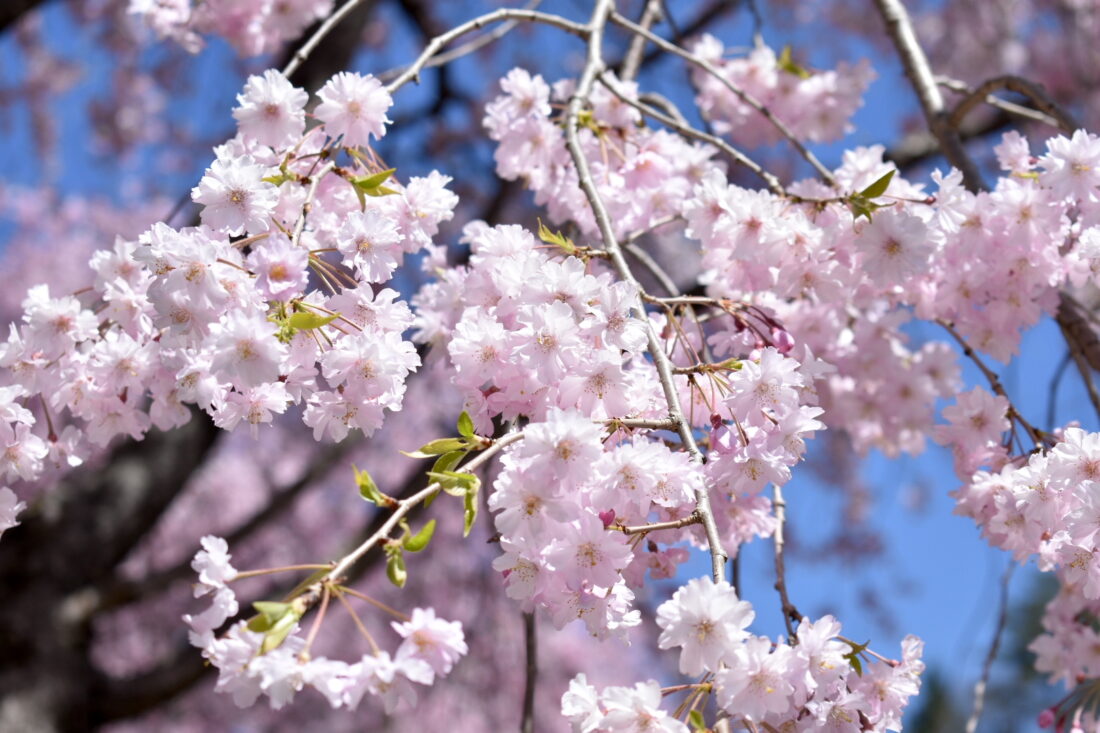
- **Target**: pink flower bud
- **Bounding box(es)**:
[1037,707,1055,729]
[598,509,616,528]
[771,327,795,354]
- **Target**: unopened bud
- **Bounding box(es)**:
[772,327,795,354]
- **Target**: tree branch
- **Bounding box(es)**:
[948,75,1079,134]
[563,0,728,583]
[870,0,984,191]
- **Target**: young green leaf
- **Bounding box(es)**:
[260,610,300,654]
[463,485,478,537]
[386,547,407,588]
[456,411,475,439]
[405,438,467,457]
[858,169,895,199]
[287,310,339,331]
[777,45,812,79]
[354,465,386,505]
[247,601,293,632]
[262,171,297,186]
[426,470,478,497]
[537,218,576,254]
[403,519,436,552]
[352,167,396,190]
[431,450,465,476]
[688,710,707,731]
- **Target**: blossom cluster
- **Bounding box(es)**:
[562,577,924,732]
[0,69,457,499]
[184,536,468,712]
[690,36,875,146]
[413,221,650,431]
[128,0,334,55]
[953,427,1100,596]
[951,423,1100,699]
[484,68,721,241]
[482,371,823,641]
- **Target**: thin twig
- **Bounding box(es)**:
[936,77,1066,131]
[615,512,702,535]
[596,72,784,194]
[947,75,1079,134]
[619,0,662,82]
[378,0,544,83]
[282,0,371,79]
[772,484,800,639]
[293,162,335,247]
[937,320,1046,446]
[564,0,728,583]
[965,563,1014,733]
[384,8,587,95]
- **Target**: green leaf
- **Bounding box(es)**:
[847,652,863,677]
[352,168,396,190]
[386,547,407,588]
[846,196,889,222]
[688,710,707,731]
[262,172,296,186]
[261,610,300,654]
[403,519,436,552]
[858,169,895,199]
[537,218,576,255]
[426,470,478,497]
[247,601,293,632]
[354,465,386,505]
[431,450,465,476]
[778,45,812,79]
[463,484,479,537]
[348,168,398,210]
[287,310,339,331]
[456,411,475,439]
[405,438,467,458]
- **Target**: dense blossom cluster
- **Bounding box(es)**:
[128,0,334,55]
[184,536,467,711]
[484,68,721,241]
[0,69,455,489]
[690,36,875,147]
[563,578,924,732]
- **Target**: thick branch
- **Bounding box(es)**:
[870,0,984,191]
[0,0,48,33]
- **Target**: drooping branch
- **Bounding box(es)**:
[964,563,1013,733]
[563,0,729,584]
